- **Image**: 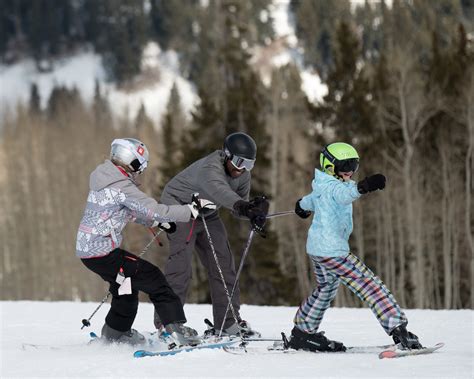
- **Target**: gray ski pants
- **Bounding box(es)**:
[154,212,240,330]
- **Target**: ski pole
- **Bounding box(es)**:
[141,228,164,256]
[200,213,241,327]
[191,194,242,336]
[266,210,295,219]
[234,210,295,221]
[81,292,111,329]
[218,227,256,337]
[80,228,163,329]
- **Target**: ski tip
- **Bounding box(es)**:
[133,350,148,358]
[379,350,397,359]
[379,342,445,359]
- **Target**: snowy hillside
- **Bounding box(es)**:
[0,0,329,127]
[0,43,197,126]
[1,301,472,378]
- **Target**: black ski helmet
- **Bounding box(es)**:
[223,132,257,160]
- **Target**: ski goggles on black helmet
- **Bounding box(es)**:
[229,154,255,171]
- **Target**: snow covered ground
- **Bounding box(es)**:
[1,301,472,378]
[0,43,197,126]
[0,0,329,127]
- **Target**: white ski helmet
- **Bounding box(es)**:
[110,138,149,173]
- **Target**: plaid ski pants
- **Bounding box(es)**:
[294,253,407,335]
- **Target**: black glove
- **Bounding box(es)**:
[295,199,311,219]
[357,174,386,194]
[249,196,270,216]
[247,207,267,235]
[233,200,252,217]
[158,222,177,234]
[233,197,269,236]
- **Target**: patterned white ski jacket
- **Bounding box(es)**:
[76,160,192,258]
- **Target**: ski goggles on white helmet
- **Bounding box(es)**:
[228,153,255,171]
[111,138,149,173]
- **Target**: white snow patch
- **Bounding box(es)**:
[108,42,197,124]
[1,301,472,378]
[0,43,197,127]
[254,0,327,102]
[351,0,393,12]
[0,51,105,111]
[301,70,328,103]
[269,0,298,47]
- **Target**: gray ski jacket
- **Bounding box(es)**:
[161,150,251,214]
[76,160,192,258]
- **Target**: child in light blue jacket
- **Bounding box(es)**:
[288,142,422,352]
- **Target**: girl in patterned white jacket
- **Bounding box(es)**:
[76,138,211,346]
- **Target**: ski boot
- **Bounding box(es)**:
[203,319,261,339]
[288,327,346,352]
[101,323,146,346]
[165,322,201,347]
[224,320,261,338]
[390,324,423,349]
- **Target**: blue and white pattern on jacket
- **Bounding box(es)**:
[299,169,361,257]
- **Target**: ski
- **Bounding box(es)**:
[378,342,444,359]
[134,339,240,358]
[21,341,86,351]
[21,332,100,351]
[223,342,397,355]
[21,331,165,351]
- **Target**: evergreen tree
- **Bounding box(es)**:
[183,0,282,305]
[135,103,153,132]
[184,0,274,84]
[25,0,77,68]
[97,0,149,83]
[46,85,83,120]
[83,0,104,46]
[354,0,384,61]
[159,83,187,188]
[92,80,112,129]
[319,20,376,142]
[28,83,41,114]
[290,0,351,78]
[149,0,196,51]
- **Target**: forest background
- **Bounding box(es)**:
[1,0,473,311]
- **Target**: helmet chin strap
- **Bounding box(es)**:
[325,164,344,181]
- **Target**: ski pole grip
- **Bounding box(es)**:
[191,193,202,211]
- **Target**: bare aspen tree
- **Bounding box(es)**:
[465,70,474,309]
[377,47,439,307]
[266,65,313,298]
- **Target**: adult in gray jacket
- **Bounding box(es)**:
[154,132,269,337]
[77,138,205,346]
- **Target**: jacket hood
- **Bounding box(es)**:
[312,169,338,194]
[90,160,130,191]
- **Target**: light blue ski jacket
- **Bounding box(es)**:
[299,169,361,257]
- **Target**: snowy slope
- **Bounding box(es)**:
[1,301,472,378]
[0,43,196,126]
[0,1,329,127]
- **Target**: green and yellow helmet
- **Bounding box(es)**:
[320,142,360,178]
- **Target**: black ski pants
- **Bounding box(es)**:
[154,212,240,330]
[82,248,186,332]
